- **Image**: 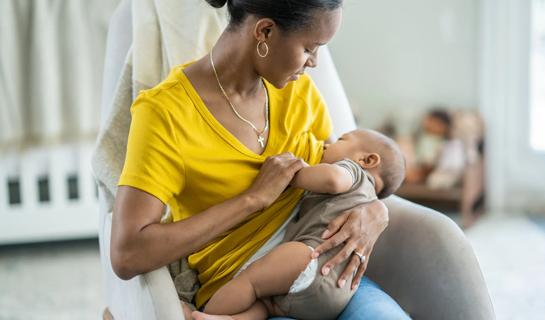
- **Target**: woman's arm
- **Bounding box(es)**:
[111,186,261,280]
[111,153,306,280]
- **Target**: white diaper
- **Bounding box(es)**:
[288,245,318,293]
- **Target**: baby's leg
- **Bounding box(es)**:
[204,241,313,316]
[193,299,268,320]
[181,301,194,320]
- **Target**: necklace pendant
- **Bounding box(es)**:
[257,135,265,148]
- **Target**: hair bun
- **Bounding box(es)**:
[205,0,228,8]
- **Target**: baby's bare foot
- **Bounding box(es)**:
[181,302,193,320]
[191,311,234,320]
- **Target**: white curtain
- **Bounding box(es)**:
[0,0,28,150]
[0,0,119,150]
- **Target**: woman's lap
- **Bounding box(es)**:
[337,277,410,320]
[269,277,410,320]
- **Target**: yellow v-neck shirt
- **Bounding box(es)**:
[118,63,332,307]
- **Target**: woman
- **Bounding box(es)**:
[111,0,409,318]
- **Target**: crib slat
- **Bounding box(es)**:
[0,156,10,213]
[0,143,99,244]
[79,144,96,205]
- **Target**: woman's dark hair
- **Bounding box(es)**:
[205,0,343,32]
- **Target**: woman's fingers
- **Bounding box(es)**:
[322,211,350,239]
[316,233,352,275]
[312,212,350,259]
[316,237,370,289]
[288,157,306,173]
[274,152,296,161]
[265,153,300,173]
[324,240,361,288]
[278,152,295,157]
[312,202,388,290]
[351,246,372,290]
[313,228,347,260]
[337,253,363,289]
[247,154,307,209]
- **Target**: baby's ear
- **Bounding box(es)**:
[359,153,381,169]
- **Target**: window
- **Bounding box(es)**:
[530,0,545,151]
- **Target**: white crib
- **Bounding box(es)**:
[0,143,99,244]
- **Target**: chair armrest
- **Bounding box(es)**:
[307,46,357,137]
[98,190,184,320]
[367,196,495,320]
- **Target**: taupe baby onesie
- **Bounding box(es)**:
[273,159,378,320]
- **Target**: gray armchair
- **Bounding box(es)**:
[98,1,494,319]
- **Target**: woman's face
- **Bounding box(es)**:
[258,8,343,88]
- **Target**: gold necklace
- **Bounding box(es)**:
[209,49,269,148]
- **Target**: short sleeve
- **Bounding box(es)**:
[118,97,185,204]
[307,77,333,141]
[335,159,377,201]
[334,159,360,188]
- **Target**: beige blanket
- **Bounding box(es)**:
[91,0,227,304]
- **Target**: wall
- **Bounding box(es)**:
[328,0,480,134]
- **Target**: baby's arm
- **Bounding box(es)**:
[291,163,353,194]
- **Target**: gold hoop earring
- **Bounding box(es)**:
[257,41,269,58]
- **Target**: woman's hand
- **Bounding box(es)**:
[245,152,307,209]
[312,200,389,290]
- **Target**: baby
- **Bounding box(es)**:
[193,129,406,320]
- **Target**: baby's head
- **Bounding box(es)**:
[322,129,406,199]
